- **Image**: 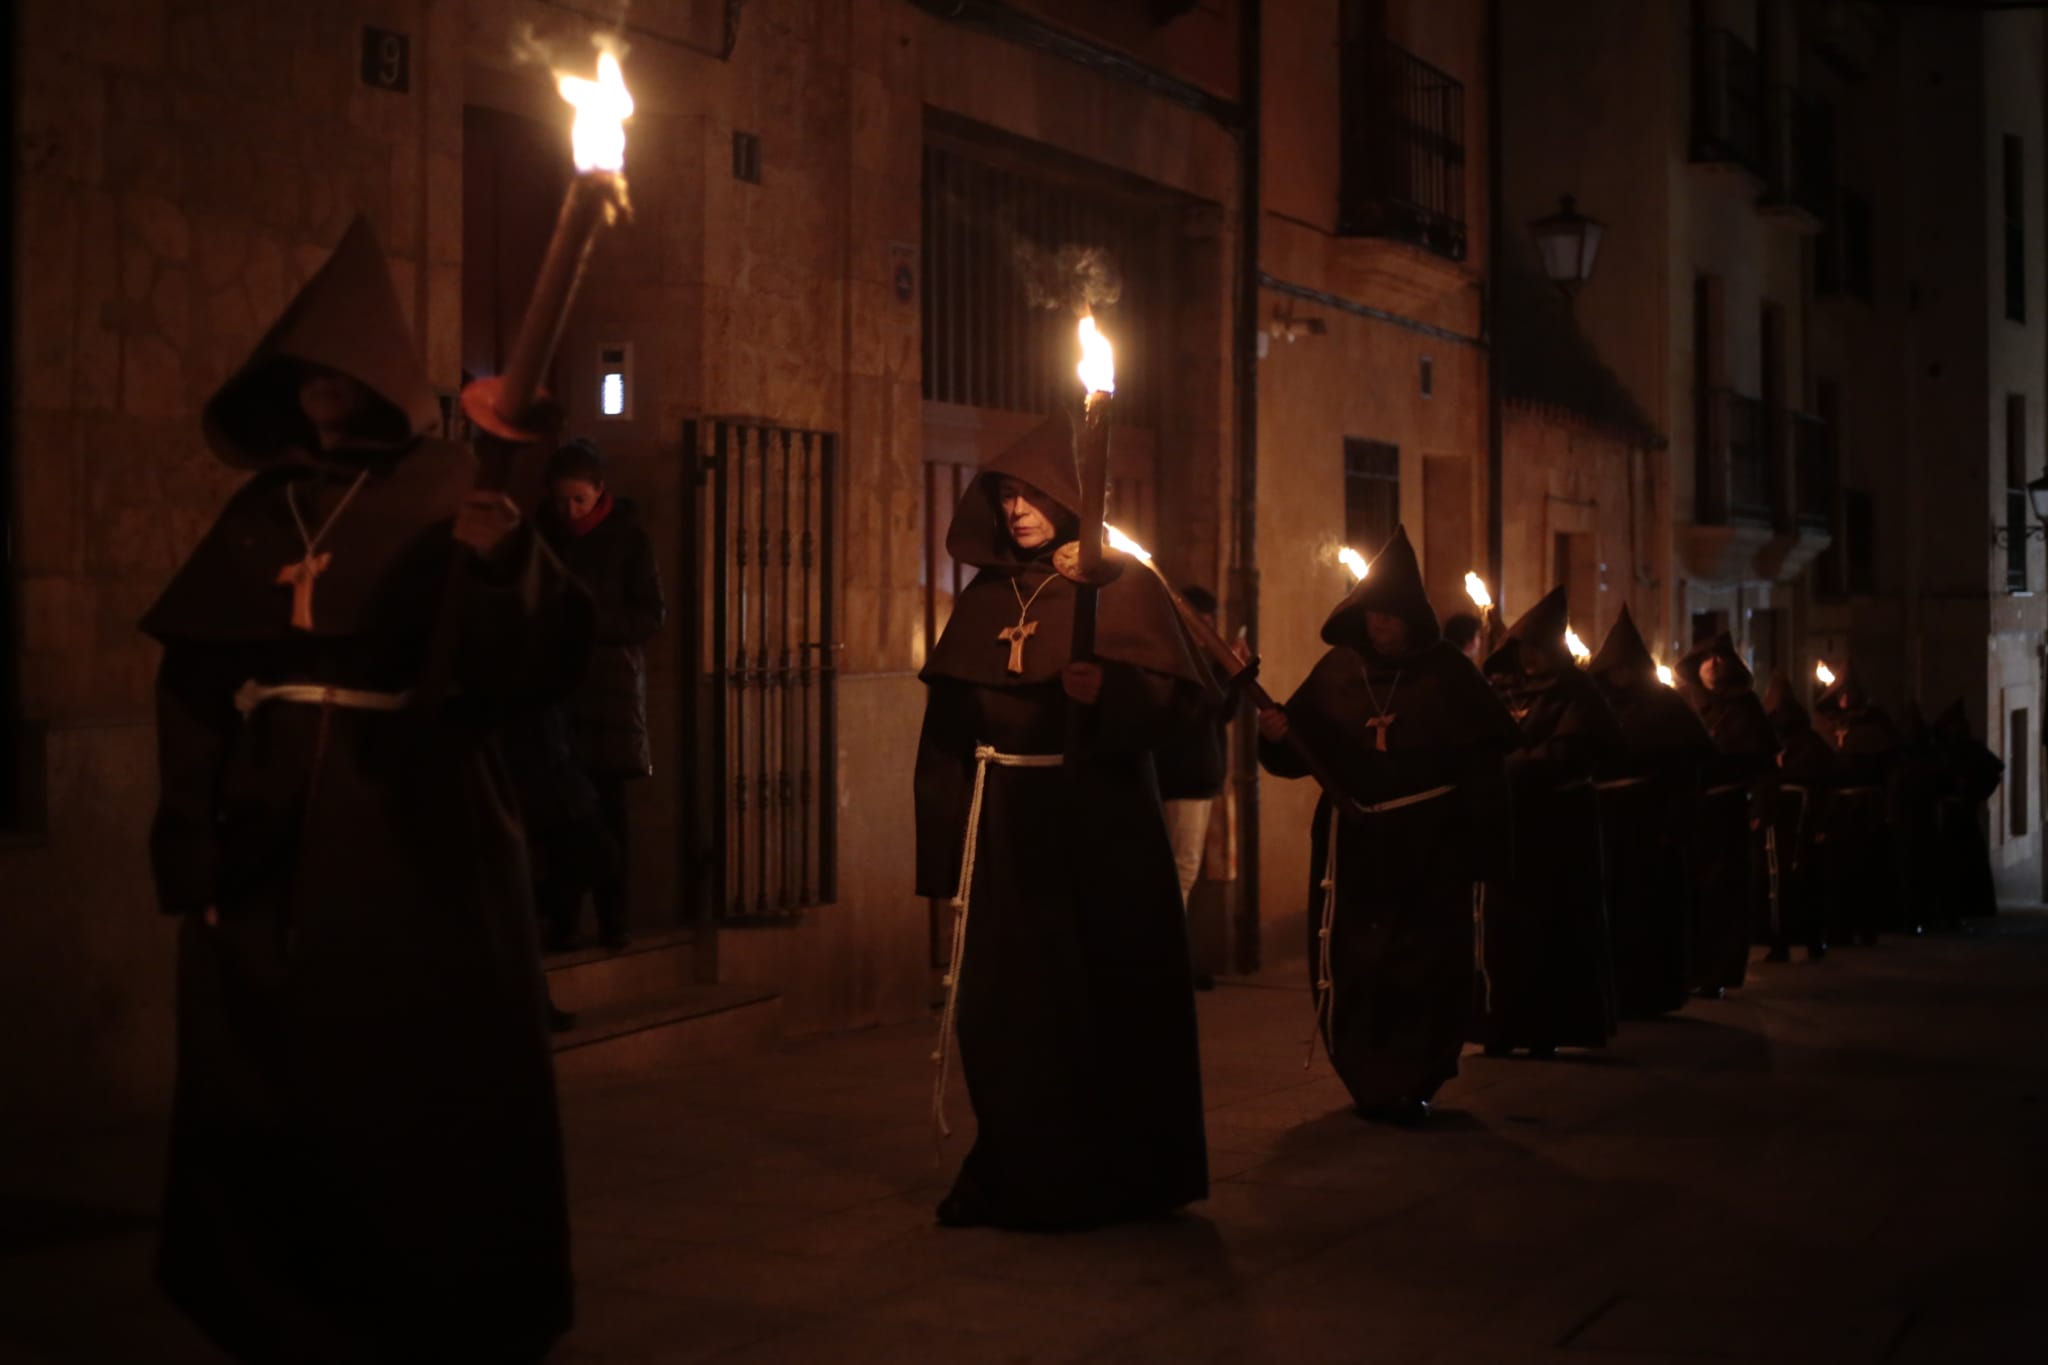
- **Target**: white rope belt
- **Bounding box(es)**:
[234,680,415,715]
[1594,777,1649,791]
[932,744,1063,1141]
[1306,784,1459,1069]
[1703,781,1749,797]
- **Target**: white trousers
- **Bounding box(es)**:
[1163,797,1215,907]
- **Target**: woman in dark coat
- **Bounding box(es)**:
[141,219,589,1364]
[1258,528,1518,1122]
[538,439,666,951]
[1475,588,1624,1057]
[1676,634,1775,994]
[1588,608,1713,1016]
[916,410,1211,1231]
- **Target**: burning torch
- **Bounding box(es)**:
[1056,316,1123,755]
[462,46,634,467]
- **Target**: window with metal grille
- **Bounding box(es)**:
[1344,439,1400,557]
[2008,394,2030,594]
[1817,189,1874,302]
[680,419,837,922]
[2005,134,2027,324]
[2011,708,2030,838]
[921,135,1169,429]
[1337,30,1467,260]
[1692,23,1764,175]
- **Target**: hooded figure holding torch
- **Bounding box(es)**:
[1256,527,1520,1124]
[141,221,588,1363]
[915,409,1214,1231]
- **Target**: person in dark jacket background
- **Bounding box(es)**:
[539,439,666,952]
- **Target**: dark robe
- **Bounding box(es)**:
[1760,675,1837,956]
[915,410,1210,1230]
[1590,609,1713,1017]
[1259,528,1518,1110]
[141,219,588,1365]
[1931,700,2003,921]
[1677,636,1774,992]
[1476,589,1623,1053]
[1814,672,1904,943]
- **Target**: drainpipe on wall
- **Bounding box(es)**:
[1484,0,1506,596]
[1231,0,1264,975]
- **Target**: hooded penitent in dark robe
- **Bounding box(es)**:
[1813,667,1905,942]
[1929,700,2003,921]
[142,219,590,1365]
[1258,528,1518,1116]
[1474,588,1624,1054]
[1760,673,1837,958]
[1588,608,1713,1017]
[1675,635,1774,993]
[915,410,1211,1230]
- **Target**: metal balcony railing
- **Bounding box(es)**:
[1762,89,1834,220]
[1338,39,1468,261]
[1791,411,1836,531]
[1692,26,1765,176]
[1696,388,1776,526]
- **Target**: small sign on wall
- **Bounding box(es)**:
[889,242,917,305]
[362,28,411,93]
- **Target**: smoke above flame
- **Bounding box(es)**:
[1013,240,1124,317]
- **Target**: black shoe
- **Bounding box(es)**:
[1359,1097,1430,1126]
[1806,942,1828,961]
[1528,1043,1559,1060]
[547,1005,577,1034]
[935,1193,990,1228]
[1764,946,1792,964]
[1695,986,1727,1001]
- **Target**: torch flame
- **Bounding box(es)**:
[1655,663,1676,688]
[1338,547,1369,582]
[1816,661,1836,687]
[1076,315,1116,396]
[1464,572,1493,610]
[558,49,635,173]
[1104,523,1152,562]
[1564,626,1591,665]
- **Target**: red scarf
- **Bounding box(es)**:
[568,489,614,537]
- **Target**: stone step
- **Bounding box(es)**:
[542,928,699,1015]
[551,984,782,1084]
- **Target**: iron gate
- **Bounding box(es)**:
[681,418,838,923]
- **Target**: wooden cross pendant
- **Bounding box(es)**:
[1364,713,1395,752]
[998,619,1038,675]
[275,552,333,632]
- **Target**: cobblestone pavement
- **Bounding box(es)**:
[5,914,2046,1364]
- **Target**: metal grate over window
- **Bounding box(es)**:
[921,139,1169,429]
[681,419,838,922]
[1338,38,1467,260]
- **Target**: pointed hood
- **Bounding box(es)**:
[1319,526,1441,662]
[1678,632,1754,694]
[201,216,441,469]
[1588,605,1655,678]
[1482,585,1570,676]
[943,410,1085,570]
[1814,662,1868,715]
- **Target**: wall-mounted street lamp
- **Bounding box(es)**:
[1530,194,1604,299]
[1992,472,2048,546]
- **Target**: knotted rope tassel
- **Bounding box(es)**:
[1473,881,1492,1013]
[932,745,1062,1145]
[1307,805,1341,1069]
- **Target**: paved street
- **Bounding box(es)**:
[5,914,2046,1365]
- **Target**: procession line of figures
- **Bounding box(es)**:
[139,224,2004,1363]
